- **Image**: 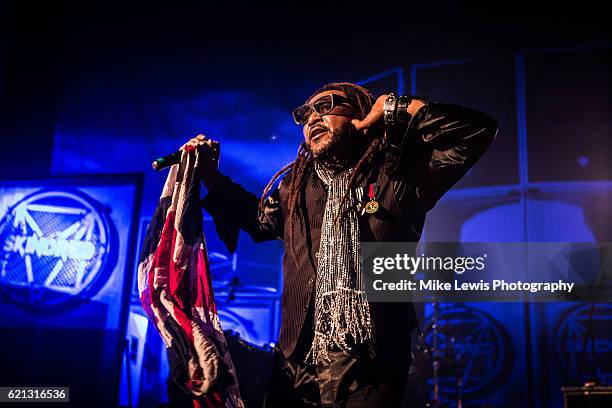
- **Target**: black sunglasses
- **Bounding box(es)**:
[292,94,355,125]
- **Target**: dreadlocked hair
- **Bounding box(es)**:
[258,82,385,263]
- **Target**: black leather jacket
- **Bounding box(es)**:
[202,99,497,366]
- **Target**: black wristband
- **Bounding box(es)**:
[383,93,398,127]
[397,95,413,123]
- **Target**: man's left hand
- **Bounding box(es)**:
[351,94,387,134]
[351,94,426,134]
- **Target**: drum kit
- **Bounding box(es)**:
[407,302,465,408]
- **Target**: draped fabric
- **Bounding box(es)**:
[138,148,244,408]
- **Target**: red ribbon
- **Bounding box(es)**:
[368,183,376,200]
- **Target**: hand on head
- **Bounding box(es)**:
[351,94,388,135]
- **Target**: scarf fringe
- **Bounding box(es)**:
[306,288,375,364]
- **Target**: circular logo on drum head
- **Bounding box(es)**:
[417,304,514,401]
[554,303,612,384]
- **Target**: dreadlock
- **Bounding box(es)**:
[258,82,385,262]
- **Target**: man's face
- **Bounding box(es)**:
[302,90,357,158]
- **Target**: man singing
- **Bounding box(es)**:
[181,83,497,407]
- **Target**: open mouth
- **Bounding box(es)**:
[310,127,328,143]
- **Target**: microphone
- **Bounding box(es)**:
[151,151,182,171]
[152,142,219,171]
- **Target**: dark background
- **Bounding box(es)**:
[1,4,609,181]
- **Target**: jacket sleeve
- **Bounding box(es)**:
[385,99,498,211]
[200,174,284,253]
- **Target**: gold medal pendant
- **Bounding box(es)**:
[362,182,380,215]
[364,199,379,214]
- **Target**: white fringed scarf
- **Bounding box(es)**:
[306,161,375,363]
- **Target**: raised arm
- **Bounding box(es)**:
[181,135,284,253]
[201,175,283,253]
[394,99,497,209]
[353,96,497,210]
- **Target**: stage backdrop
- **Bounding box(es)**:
[48,43,611,407]
[0,174,142,406]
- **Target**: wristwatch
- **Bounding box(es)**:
[384,94,416,127]
[383,93,398,127]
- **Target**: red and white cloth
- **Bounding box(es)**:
[138,148,243,408]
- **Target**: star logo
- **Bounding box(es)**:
[0,190,114,311]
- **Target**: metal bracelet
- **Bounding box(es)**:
[383,93,398,127]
